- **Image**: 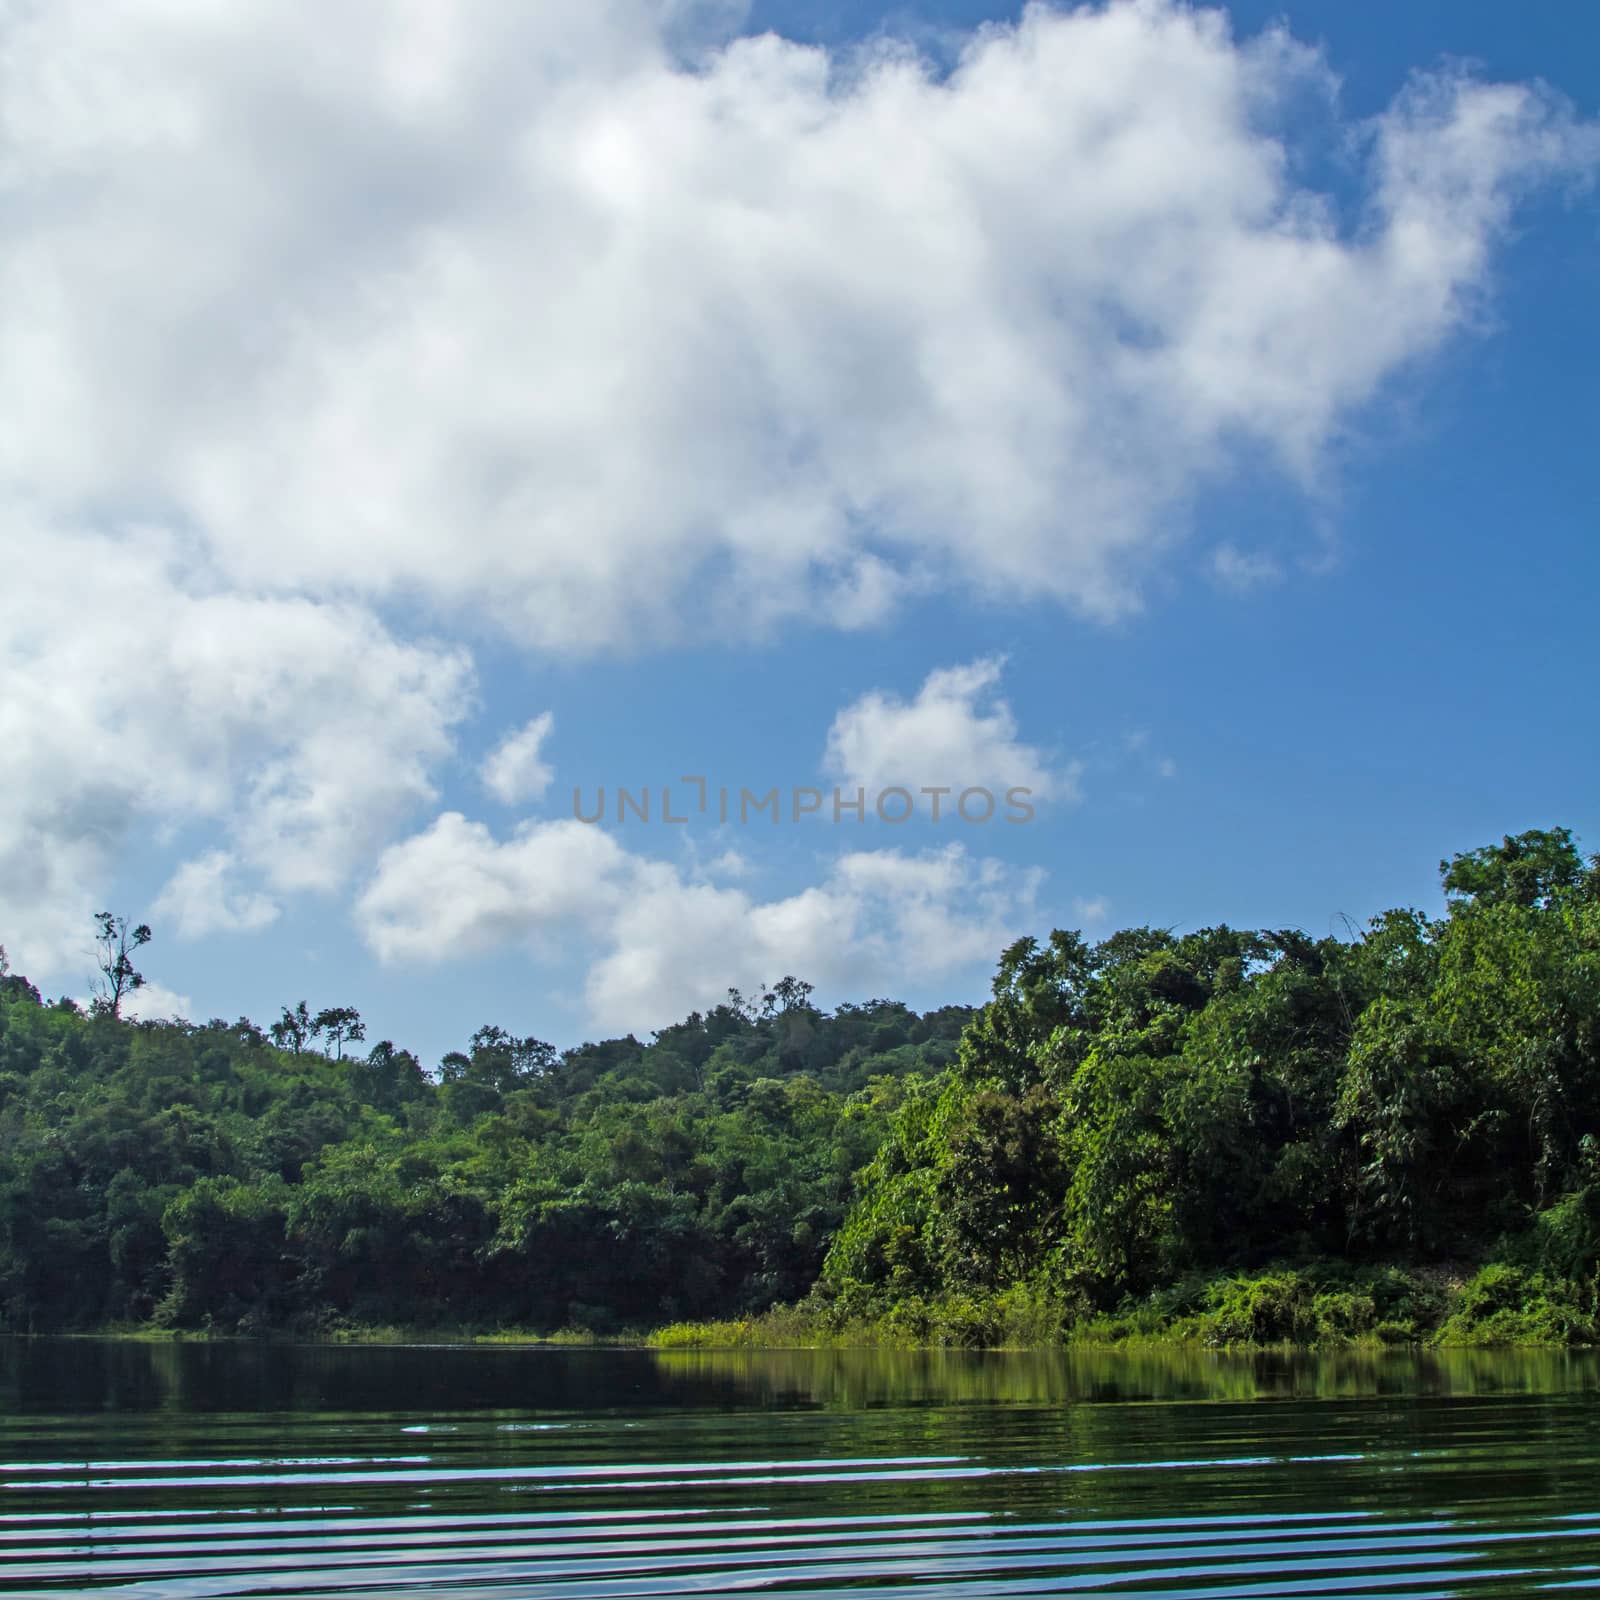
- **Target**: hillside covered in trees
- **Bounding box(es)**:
[2,827,1599,1345]
[0,961,968,1335]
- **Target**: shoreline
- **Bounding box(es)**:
[14,1257,1595,1351]
[13,1329,1598,1351]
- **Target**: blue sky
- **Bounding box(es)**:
[3,0,1596,1066]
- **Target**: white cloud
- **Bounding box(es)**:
[1073,894,1112,927]
[0,1,1590,655]
[0,515,472,975]
[357,813,1040,1034]
[153,851,281,939]
[481,712,557,805]
[592,859,992,1033]
[120,982,198,1025]
[1157,757,1178,780]
[358,813,632,964]
[825,657,1075,803]
[2,0,1595,994]
[1212,542,1284,591]
[69,982,197,1025]
[589,837,1045,1031]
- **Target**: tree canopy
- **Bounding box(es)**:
[2,827,1598,1342]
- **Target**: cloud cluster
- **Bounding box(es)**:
[3,0,1594,1001]
[361,658,1057,1030]
[358,812,1040,1034]
[481,714,558,805]
[152,851,282,940]
[825,657,1075,803]
[4,0,1592,652]
[0,517,471,970]
[116,982,199,1027]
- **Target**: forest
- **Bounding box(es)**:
[1,827,1598,1346]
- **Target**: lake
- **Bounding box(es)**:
[2,1340,1598,1596]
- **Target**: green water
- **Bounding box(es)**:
[2,1341,1598,1596]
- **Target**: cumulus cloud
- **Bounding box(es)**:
[358,813,632,963]
[67,982,198,1025]
[153,851,282,939]
[119,982,198,1025]
[481,713,557,805]
[4,0,1596,992]
[339,812,590,967]
[0,516,472,973]
[357,814,1040,1033]
[825,657,1075,802]
[0,0,1592,655]
[593,843,1039,1031]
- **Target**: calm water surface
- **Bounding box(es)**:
[2,1340,1598,1597]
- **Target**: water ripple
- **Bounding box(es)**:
[3,1351,1598,1597]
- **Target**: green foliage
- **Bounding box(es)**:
[1436,1264,1599,1346]
[647,1266,1456,1352]
[0,967,966,1335]
[1441,828,1591,910]
[822,827,1600,1341]
[91,912,152,1019]
[2,826,1598,1346]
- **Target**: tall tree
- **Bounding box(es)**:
[1441,827,1590,910]
[313,1006,366,1060]
[91,913,151,1019]
[269,1001,313,1055]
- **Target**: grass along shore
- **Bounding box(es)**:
[646,1261,1600,1351]
[45,1260,1596,1351]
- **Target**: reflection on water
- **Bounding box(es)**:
[2,1340,1597,1596]
[650,1343,1600,1409]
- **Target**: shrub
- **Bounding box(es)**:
[1199,1272,1317,1345]
[1436,1263,1598,1346]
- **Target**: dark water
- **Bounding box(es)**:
[3,1341,1599,1597]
